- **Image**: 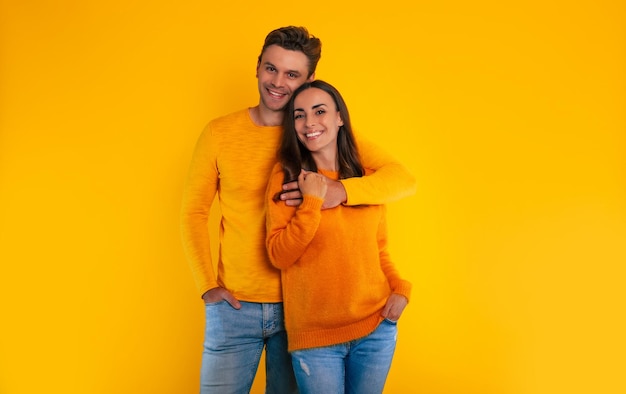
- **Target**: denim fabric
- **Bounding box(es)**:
[200,301,298,394]
[290,319,398,394]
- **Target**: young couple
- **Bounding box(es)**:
[181,26,415,394]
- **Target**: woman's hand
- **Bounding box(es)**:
[281,174,345,208]
[381,293,408,322]
[298,169,327,199]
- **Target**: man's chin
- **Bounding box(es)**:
[261,99,288,112]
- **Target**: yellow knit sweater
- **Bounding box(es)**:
[266,165,412,351]
[181,108,416,302]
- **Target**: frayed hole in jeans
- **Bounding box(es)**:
[299,359,311,376]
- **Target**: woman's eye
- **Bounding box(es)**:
[294,114,304,120]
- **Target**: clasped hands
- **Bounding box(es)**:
[280,169,346,209]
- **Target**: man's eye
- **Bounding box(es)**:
[288,73,297,78]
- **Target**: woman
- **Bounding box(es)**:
[265,80,412,394]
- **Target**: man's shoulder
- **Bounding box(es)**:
[208,108,251,130]
[362,167,376,176]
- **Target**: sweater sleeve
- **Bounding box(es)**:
[340,135,417,205]
[377,206,412,301]
[265,163,324,269]
[180,124,220,297]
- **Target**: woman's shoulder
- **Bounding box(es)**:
[268,162,284,182]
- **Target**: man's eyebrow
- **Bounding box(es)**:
[263,61,301,75]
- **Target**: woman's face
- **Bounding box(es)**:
[293,87,344,158]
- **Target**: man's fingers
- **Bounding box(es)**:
[285,198,303,206]
[280,189,303,201]
[282,180,299,191]
[223,293,241,309]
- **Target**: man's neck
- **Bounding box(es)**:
[249,105,284,127]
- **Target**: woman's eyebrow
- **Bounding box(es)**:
[294,103,328,112]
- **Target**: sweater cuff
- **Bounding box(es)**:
[299,194,324,210]
[338,178,357,206]
[392,279,412,302]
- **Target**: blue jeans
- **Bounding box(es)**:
[200,301,298,394]
[290,319,398,394]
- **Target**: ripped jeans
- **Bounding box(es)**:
[290,319,398,394]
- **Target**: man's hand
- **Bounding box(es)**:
[202,287,241,309]
[321,179,347,209]
[280,180,303,206]
[381,293,408,322]
[281,174,346,209]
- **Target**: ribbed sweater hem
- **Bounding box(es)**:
[287,313,383,352]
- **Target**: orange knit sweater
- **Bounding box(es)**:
[266,164,412,351]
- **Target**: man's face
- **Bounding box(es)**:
[256,45,314,113]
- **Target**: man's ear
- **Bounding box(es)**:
[307,72,316,82]
[256,58,263,78]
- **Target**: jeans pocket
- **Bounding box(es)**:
[204,300,227,307]
[383,318,398,325]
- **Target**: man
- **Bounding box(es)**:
[181,26,416,394]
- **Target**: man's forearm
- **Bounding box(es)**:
[340,163,416,206]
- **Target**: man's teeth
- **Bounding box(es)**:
[268,90,284,98]
[306,131,322,138]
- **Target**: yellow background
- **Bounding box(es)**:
[1,1,625,393]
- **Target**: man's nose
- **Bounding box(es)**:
[271,74,284,87]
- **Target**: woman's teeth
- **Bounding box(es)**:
[306,131,322,138]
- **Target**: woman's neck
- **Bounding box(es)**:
[312,150,338,172]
